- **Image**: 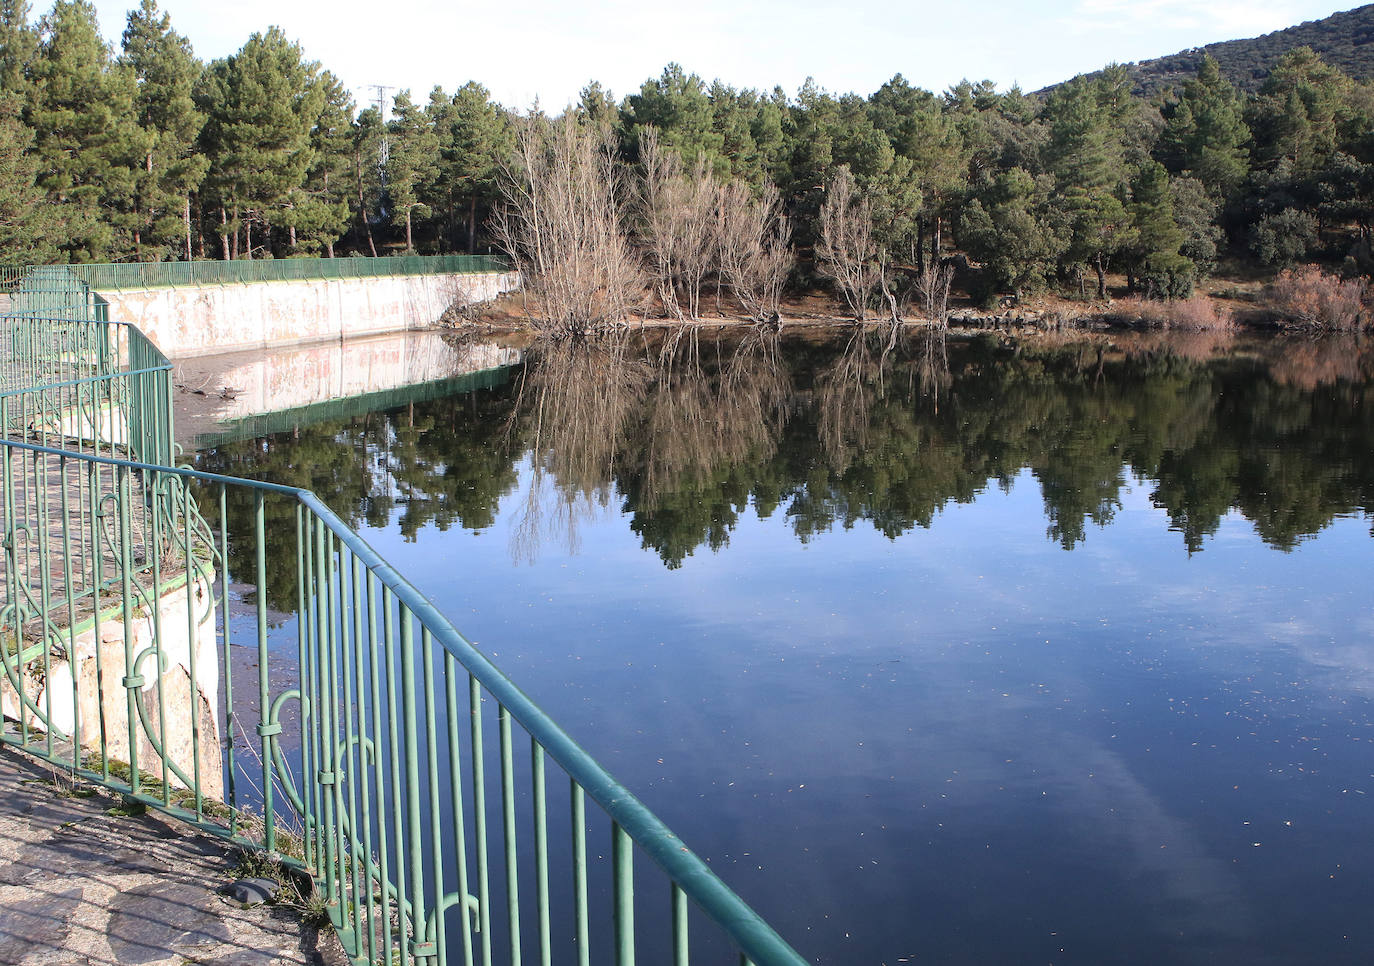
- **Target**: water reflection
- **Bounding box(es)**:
[186,329,519,425]
[193,327,1374,965]
[507,335,654,561]
[196,328,1374,602]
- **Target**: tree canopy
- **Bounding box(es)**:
[2,0,1374,316]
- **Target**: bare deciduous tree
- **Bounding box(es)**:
[913,258,955,328]
[817,166,878,322]
[717,181,792,325]
[493,114,646,338]
[638,128,718,320]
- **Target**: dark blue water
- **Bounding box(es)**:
[200,329,1374,965]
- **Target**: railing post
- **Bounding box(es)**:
[400,607,430,959]
[255,490,277,852]
[613,822,635,966]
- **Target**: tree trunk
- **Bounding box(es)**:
[879,260,901,325]
[137,151,152,262]
[916,217,926,275]
[1094,254,1106,300]
[358,184,378,256]
[245,216,253,260]
[354,153,379,257]
[931,214,941,267]
[467,196,477,253]
[219,208,231,261]
[406,206,414,252]
[184,196,192,262]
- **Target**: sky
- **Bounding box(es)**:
[87,0,1360,112]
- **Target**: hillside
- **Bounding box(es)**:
[1045,4,1374,97]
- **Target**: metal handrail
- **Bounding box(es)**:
[0,266,809,966]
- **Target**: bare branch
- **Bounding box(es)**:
[494,114,647,337]
[816,167,877,322]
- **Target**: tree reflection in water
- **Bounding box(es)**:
[195,329,1374,603]
[508,333,654,562]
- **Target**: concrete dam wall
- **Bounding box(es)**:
[100,270,520,359]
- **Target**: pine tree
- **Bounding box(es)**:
[0,0,35,94]
[575,81,617,129]
[1043,74,1135,298]
[1248,47,1353,177]
[958,167,1066,298]
[751,88,789,185]
[197,27,321,258]
[429,82,511,252]
[0,93,58,262]
[289,70,353,255]
[778,78,836,242]
[1127,160,1192,297]
[868,76,965,266]
[707,81,761,184]
[121,0,205,260]
[621,64,723,167]
[1169,175,1222,276]
[1158,55,1250,199]
[386,90,438,252]
[27,0,146,261]
[424,86,458,246]
[351,105,385,256]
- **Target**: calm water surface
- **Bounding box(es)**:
[198,328,1374,966]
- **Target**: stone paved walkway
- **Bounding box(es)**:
[0,748,345,966]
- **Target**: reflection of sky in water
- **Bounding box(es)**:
[343,457,1374,966]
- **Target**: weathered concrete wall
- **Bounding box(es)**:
[101,271,520,359]
[189,330,522,423]
[2,570,222,800]
[33,399,129,446]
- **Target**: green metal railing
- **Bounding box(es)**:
[54,254,510,292]
[0,267,808,966]
[1,265,29,292]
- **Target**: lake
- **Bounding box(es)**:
[195,325,1374,966]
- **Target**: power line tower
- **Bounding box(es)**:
[369,84,396,169]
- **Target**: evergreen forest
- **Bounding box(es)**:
[5,0,1374,312]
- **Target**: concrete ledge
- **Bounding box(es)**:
[101,271,520,359]
[2,569,222,800]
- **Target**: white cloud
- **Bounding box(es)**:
[1064,0,1329,40]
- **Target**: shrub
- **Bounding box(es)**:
[1166,295,1235,331]
[1267,266,1369,330]
[1105,295,1235,331]
[1250,210,1318,267]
